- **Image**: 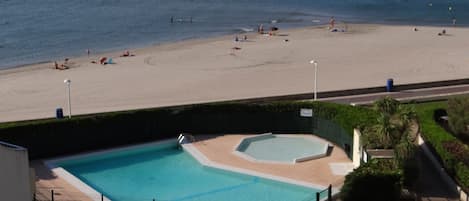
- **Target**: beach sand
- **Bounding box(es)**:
[1,24,468,122]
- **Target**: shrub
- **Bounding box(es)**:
[442,141,469,166]
[363,97,418,165]
[341,159,402,201]
[447,97,469,138]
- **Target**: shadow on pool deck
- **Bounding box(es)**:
[32,161,94,201]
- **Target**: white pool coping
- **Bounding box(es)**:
[46,138,339,201]
[182,142,340,198]
[233,133,330,164]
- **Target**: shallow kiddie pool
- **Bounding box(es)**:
[235,133,329,164]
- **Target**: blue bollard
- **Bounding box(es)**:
[386,78,394,92]
[56,108,64,119]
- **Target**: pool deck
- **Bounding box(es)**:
[191,134,352,188]
[32,161,95,201]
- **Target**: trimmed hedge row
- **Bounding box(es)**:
[341,159,402,201]
[414,101,469,191]
[0,101,377,159]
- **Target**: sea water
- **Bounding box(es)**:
[0,0,467,69]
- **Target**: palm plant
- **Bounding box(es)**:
[363,97,418,165]
[373,96,399,115]
[375,113,395,148]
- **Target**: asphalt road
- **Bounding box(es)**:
[321,84,469,105]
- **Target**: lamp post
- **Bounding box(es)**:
[309,60,318,100]
[64,79,71,118]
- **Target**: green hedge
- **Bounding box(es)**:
[341,159,402,201]
[0,101,377,159]
[414,101,469,191]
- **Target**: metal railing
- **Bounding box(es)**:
[34,188,106,201]
[315,184,332,201]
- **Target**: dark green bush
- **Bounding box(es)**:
[447,96,469,138]
[402,158,419,189]
[341,159,402,201]
[442,141,469,166]
[0,101,377,159]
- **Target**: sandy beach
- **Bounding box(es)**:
[1,24,468,122]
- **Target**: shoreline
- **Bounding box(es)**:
[0,28,262,75]
[1,23,469,122]
[0,22,461,74]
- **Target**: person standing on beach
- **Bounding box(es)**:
[86,49,90,57]
[329,17,335,30]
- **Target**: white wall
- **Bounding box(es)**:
[352,128,362,168]
[0,141,33,201]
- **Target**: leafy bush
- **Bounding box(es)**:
[447,96,469,138]
[363,97,418,165]
[341,159,402,201]
[442,141,469,166]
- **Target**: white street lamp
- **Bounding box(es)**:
[64,79,72,118]
[310,60,318,100]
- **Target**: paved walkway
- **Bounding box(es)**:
[321,84,469,105]
[32,161,94,201]
[415,149,460,201]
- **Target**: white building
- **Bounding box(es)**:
[0,141,34,201]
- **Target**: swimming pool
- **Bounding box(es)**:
[235,134,329,163]
[55,141,324,201]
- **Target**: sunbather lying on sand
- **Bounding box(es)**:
[54,61,68,70]
[120,50,135,57]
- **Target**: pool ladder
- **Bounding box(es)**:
[178,133,195,145]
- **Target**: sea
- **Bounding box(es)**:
[0,0,467,70]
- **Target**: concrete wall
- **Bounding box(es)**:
[0,141,33,201]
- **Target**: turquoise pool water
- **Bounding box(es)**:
[237,135,327,163]
[58,141,322,201]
